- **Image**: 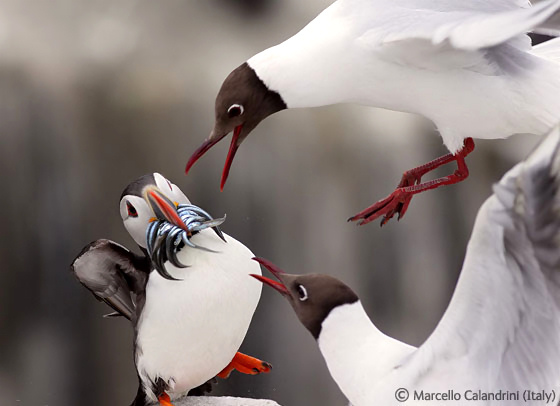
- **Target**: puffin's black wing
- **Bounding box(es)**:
[71,239,150,320]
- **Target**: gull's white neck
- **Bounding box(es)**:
[248,1,357,108]
[317,301,415,406]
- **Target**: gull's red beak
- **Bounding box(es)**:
[220,125,243,191]
[185,125,244,192]
[145,187,189,233]
[250,257,289,296]
[185,133,227,175]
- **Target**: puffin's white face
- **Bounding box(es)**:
[119,173,191,248]
[153,172,191,207]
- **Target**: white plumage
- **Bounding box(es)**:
[187,0,560,225]
[295,128,560,405]
[72,173,265,405]
[248,0,560,153]
[136,228,262,401]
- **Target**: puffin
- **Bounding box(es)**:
[250,127,560,405]
[71,172,271,406]
[185,0,560,226]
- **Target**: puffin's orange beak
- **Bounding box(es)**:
[145,187,188,233]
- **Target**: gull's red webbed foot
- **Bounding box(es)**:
[349,138,475,226]
[218,352,272,379]
[349,188,414,227]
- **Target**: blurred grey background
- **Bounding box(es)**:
[0,1,545,405]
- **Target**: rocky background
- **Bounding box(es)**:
[0,1,543,405]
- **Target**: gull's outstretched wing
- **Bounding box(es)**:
[532,0,560,35]
[71,239,150,321]
[356,0,560,53]
[404,127,560,394]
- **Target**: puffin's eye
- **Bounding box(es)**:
[296,284,308,302]
[166,180,173,191]
[227,104,244,118]
[126,201,138,218]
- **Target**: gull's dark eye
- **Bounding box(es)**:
[296,284,308,302]
[126,201,138,218]
[227,104,244,118]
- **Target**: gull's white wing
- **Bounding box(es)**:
[71,239,150,320]
[402,128,560,394]
[533,0,560,35]
[355,0,560,52]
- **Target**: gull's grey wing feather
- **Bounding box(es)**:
[401,128,560,394]
[357,0,560,51]
[352,0,560,73]
[532,0,560,35]
[71,239,150,321]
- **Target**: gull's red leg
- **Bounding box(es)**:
[386,152,460,224]
[217,352,272,379]
[349,138,475,226]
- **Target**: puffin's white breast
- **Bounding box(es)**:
[135,229,262,400]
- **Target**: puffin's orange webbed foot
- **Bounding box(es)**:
[218,351,272,379]
[158,393,174,406]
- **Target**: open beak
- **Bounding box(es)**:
[185,125,245,192]
[250,257,290,296]
[144,186,189,233]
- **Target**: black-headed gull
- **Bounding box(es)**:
[252,127,560,405]
[71,173,271,406]
[186,0,560,226]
